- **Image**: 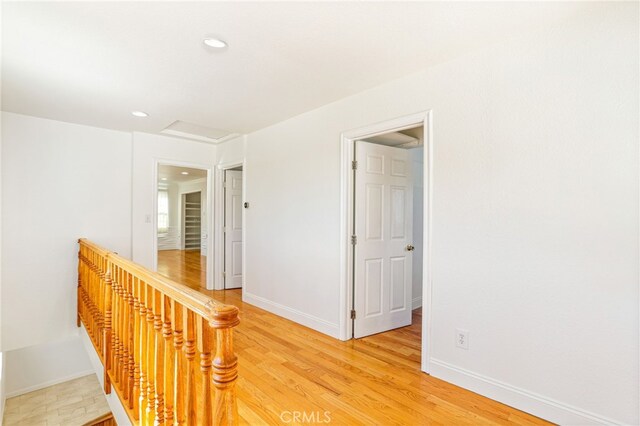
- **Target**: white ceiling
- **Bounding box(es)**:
[2,2,603,137]
[158,165,207,184]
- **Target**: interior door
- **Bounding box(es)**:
[354,141,413,338]
[224,170,243,289]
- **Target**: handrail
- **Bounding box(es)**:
[77,238,239,425]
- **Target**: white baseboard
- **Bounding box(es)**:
[429,358,622,426]
[243,291,340,338]
[412,296,422,310]
[5,370,94,398]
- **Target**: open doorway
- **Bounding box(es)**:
[340,110,432,373]
[352,127,424,339]
[156,164,210,289]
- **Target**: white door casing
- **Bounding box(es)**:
[354,141,413,338]
[224,170,243,289]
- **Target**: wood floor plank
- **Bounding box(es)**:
[157,249,551,425]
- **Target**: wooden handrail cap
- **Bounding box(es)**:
[205,301,240,329]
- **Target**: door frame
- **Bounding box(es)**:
[339,110,433,374]
[214,161,246,290]
[152,158,214,290]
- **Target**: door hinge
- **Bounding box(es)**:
[351,235,357,245]
[223,271,226,277]
[350,310,356,320]
[351,160,358,170]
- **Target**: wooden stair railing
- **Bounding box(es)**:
[77,238,240,425]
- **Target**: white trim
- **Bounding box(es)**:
[160,129,240,145]
[412,296,422,310]
[5,371,95,398]
[430,359,623,426]
[152,158,215,290]
[214,160,246,290]
[422,110,434,374]
[243,292,340,338]
[339,110,433,375]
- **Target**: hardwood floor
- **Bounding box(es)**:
[157,249,206,289]
[157,251,550,425]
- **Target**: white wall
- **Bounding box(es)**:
[223,5,638,424]
[4,335,93,397]
[216,135,246,167]
[131,132,216,270]
[0,112,132,408]
[1,112,132,352]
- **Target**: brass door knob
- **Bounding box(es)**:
[406,245,415,251]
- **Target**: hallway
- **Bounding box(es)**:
[157,251,549,425]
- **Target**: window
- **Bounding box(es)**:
[158,190,169,233]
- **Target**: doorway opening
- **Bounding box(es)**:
[340,110,432,373]
[156,164,211,289]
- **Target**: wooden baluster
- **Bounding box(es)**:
[121,271,130,401]
[87,256,93,336]
[121,270,130,400]
[199,316,213,425]
[97,258,104,354]
[138,281,149,425]
[163,296,175,424]
[119,268,126,387]
[95,259,101,341]
[209,304,240,425]
[146,285,156,424]
[154,290,165,425]
[112,266,121,383]
[103,268,113,394]
[119,267,126,385]
[131,277,141,421]
[92,253,97,333]
[173,302,185,425]
[184,310,197,424]
[127,273,136,411]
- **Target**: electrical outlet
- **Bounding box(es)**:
[456,329,469,350]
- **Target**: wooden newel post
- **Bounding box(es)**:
[207,302,240,426]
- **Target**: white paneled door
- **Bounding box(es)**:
[224,170,243,289]
[354,141,413,338]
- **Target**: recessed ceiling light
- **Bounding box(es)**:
[131,111,148,117]
[203,38,227,48]
[161,177,167,181]
[181,172,189,175]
